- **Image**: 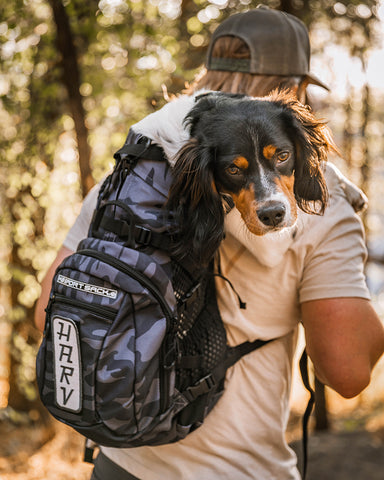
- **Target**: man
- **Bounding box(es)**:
[35,6,384,479]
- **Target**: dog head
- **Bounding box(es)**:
[168,90,335,265]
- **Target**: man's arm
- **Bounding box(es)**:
[34,245,74,332]
[34,182,101,332]
[301,297,384,398]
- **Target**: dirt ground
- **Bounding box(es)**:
[0,420,93,480]
[292,428,384,480]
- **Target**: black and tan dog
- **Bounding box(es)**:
[168,90,336,264]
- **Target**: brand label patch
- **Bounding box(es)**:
[52,316,82,412]
[57,274,118,299]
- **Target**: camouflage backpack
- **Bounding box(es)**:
[36,130,273,451]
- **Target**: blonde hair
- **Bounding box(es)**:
[188,36,307,100]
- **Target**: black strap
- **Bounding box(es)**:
[83,438,98,464]
[114,140,165,163]
[90,452,140,479]
[91,199,173,251]
[214,252,246,309]
[299,349,315,480]
[224,339,273,368]
[99,216,172,250]
[213,272,246,309]
[183,338,273,402]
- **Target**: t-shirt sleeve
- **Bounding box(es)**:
[298,194,370,303]
[63,182,101,251]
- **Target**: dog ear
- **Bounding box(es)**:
[168,137,225,266]
[269,90,337,215]
[291,109,330,215]
[184,93,221,137]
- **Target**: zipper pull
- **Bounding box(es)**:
[44,293,54,316]
[164,326,178,370]
[43,294,55,336]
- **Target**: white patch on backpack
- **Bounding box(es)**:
[52,316,82,412]
[57,274,118,299]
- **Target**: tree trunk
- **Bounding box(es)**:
[6,188,46,414]
[7,244,37,411]
[343,83,354,169]
[0,282,11,409]
[359,81,370,233]
[49,0,94,197]
[279,0,311,22]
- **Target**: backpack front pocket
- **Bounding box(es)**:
[36,243,178,445]
[39,291,119,425]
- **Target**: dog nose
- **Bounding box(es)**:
[257,202,286,227]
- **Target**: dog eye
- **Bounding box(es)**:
[277,151,290,163]
[226,165,241,175]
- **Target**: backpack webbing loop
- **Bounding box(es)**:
[99,216,172,250]
[91,199,173,251]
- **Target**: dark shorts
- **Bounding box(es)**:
[90,452,140,480]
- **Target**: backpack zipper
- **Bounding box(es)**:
[51,293,116,322]
[77,248,177,412]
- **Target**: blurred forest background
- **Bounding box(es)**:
[1,0,384,478]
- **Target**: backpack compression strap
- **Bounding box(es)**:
[92,200,173,251]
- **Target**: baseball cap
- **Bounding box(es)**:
[206,5,329,90]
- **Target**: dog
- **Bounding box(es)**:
[167,90,336,265]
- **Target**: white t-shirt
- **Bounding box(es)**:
[63,163,369,479]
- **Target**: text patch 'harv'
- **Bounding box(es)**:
[52,316,82,413]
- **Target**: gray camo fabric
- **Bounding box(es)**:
[36,129,229,448]
[36,130,222,447]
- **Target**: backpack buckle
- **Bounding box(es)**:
[184,374,216,401]
[136,226,152,246]
[178,282,201,313]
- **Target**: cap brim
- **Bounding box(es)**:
[306,73,329,91]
